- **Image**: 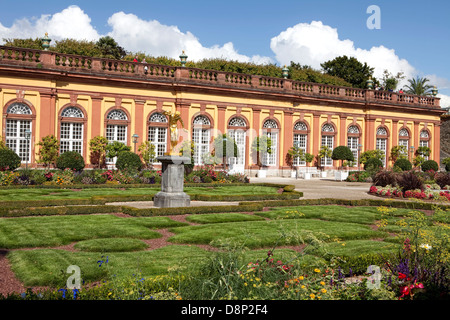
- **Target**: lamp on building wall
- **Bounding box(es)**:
[432,86,438,96]
[25,129,31,169]
[179,51,188,67]
[132,134,139,153]
[41,33,51,51]
[282,65,289,79]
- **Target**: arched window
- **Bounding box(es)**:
[5,102,33,162]
[293,121,308,166]
[262,119,279,166]
[321,123,335,167]
[60,106,84,155]
[376,126,388,167]
[419,130,431,160]
[347,125,360,166]
[105,109,129,164]
[148,112,168,160]
[398,128,410,158]
[227,117,247,172]
[192,115,212,165]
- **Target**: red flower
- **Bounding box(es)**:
[398,273,407,280]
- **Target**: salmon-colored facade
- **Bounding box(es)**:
[0,46,444,176]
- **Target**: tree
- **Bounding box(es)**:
[89,136,108,169]
[105,141,131,160]
[96,36,127,60]
[287,146,305,169]
[36,135,60,168]
[212,134,238,166]
[381,69,405,91]
[251,136,272,169]
[317,145,332,169]
[403,77,433,96]
[331,146,354,169]
[321,55,375,88]
[359,149,385,164]
[138,141,156,169]
[390,145,408,162]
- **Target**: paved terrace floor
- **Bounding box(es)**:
[108,177,378,209]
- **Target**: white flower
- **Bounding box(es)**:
[419,244,432,251]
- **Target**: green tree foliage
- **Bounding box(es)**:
[390,145,408,162]
[331,146,354,168]
[106,141,131,159]
[96,36,127,59]
[0,148,21,171]
[56,151,85,171]
[52,39,102,57]
[381,69,405,91]
[36,135,60,168]
[3,38,43,50]
[212,134,238,165]
[321,55,375,88]
[138,141,156,169]
[359,149,385,164]
[89,136,108,169]
[403,77,433,96]
[115,151,143,171]
[251,136,272,168]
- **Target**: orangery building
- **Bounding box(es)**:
[0,44,445,176]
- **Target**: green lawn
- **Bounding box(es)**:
[1,193,444,290]
[0,185,278,201]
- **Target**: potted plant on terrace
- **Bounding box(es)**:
[251,135,272,178]
[332,146,354,181]
[317,145,332,178]
[287,146,304,178]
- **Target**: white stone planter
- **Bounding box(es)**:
[321,171,327,178]
[291,170,297,178]
[257,169,267,178]
[335,170,349,181]
[304,172,311,180]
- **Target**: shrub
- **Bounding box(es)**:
[331,146,354,167]
[373,170,399,187]
[421,160,439,172]
[397,171,424,192]
[364,157,383,171]
[56,151,85,171]
[0,148,21,171]
[435,172,450,190]
[394,159,412,171]
[115,151,142,171]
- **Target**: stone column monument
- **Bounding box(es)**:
[153,111,191,208]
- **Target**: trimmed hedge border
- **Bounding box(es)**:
[240,198,450,210]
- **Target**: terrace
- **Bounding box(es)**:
[0,45,441,110]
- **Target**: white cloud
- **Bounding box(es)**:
[106,11,272,63]
[0,5,100,42]
[270,20,417,85]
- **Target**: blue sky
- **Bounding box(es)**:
[1,0,449,106]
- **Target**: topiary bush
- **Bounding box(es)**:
[364,157,383,171]
[332,146,354,168]
[115,151,142,171]
[421,160,439,172]
[0,148,21,171]
[394,158,412,171]
[56,151,85,171]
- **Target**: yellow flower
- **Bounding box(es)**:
[314,268,320,273]
[310,293,315,299]
[298,276,304,280]
[321,288,327,294]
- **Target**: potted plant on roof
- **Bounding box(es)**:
[332,146,354,181]
[251,135,272,178]
[317,145,332,178]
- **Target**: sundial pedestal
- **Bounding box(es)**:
[153,155,191,208]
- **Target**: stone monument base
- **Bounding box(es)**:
[153,155,191,208]
[153,191,190,208]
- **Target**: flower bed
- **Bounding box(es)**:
[369,184,450,201]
